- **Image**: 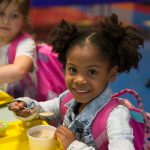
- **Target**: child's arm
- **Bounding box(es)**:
[9,97,61,121]
[107,105,135,150]
[0,37,36,84]
[8,97,42,121]
[8,91,68,121]
[0,55,33,83]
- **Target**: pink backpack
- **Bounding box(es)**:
[60,89,150,150]
[8,33,66,101]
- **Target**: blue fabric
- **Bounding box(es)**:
[130,111,144,123]
[30,0,139,7]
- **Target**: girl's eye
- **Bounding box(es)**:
[10,13,19,19]
[88,69,97,76]
[68,67,77,74]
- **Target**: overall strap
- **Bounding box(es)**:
[8,32,31,63]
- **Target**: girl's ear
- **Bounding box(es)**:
[109,66,118,82]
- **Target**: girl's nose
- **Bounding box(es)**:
[74,75,87,85]
[1,16,9,24]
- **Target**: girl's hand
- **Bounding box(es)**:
[54,125,76,150]
[8,101,35,117]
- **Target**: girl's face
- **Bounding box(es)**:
[0,1,24,40]
[65,44,118,108]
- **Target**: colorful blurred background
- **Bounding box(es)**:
[29,0,150,111]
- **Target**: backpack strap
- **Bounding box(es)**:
[60,92,74,117]
[112,89,149,132]
[8,32,31,63]
[92,98,120,149]
[112,89,143,110]
[7,33,35,98]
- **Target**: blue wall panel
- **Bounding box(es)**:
[30,0,139,7]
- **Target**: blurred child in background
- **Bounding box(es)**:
[0,0,37,98]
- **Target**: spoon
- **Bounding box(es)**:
[39,112,54,117]
[8,103,54,117]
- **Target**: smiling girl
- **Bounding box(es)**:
[9,14,144,150]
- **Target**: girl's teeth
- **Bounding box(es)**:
[77,90,88,93]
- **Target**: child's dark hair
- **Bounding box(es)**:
[0,0,30,19]
[49,14,144,73]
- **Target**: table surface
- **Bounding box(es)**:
[0,105,17,122]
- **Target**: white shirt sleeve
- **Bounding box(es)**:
[15,38,37,70]
[38,97,60,115]
[107,105,135,150]
[12,97,60,121]
[12,91,68,121]
[16,38,36,59]
[67,140,95,150]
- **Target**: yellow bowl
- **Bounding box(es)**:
[0,121,8,137]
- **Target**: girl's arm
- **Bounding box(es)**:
[9,96,60,121]
[0,55,33,83]
[0,38,36,84]
[8,91,69,121]
[107,105,135,150]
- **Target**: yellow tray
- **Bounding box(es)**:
[0,119,48,150]
[0,90,13,106]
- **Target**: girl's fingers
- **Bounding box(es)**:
[54,125,75,139]
[10,101,19,106]
[8,101,19,111]
[8,101,27,111]
[54,126,76,150]
[15,108,33,117]
[18,102,27,108]
[8,101,36,117]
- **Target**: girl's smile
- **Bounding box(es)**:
[71,87,91,98]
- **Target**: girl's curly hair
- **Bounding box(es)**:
[48,14,144,73]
